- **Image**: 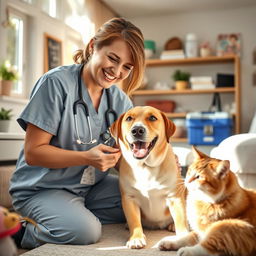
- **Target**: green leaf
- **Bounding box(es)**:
[172,70,191,82]
[0,107,13,120]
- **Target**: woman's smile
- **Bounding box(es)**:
[103,69,117,82]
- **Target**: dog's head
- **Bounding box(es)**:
[110,106,176,162]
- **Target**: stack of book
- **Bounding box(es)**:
[160,50,185,60]
[190,76,215,90]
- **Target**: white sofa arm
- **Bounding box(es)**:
[210,133,256,174]
[249,112,256,133]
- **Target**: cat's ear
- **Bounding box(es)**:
[192,146,209,159]
[216,160,230,179]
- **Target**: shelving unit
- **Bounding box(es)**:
[131,55,241,143]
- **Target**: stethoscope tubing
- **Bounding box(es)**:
[73,64,117,145]
[105,83,118,127]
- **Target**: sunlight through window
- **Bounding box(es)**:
[7,14,24,94]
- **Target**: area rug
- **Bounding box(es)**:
[20,223,177,256]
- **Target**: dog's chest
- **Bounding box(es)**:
[121,165,176,227]
[131,166,172,196]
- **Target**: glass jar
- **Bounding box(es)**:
[185,33,198,58]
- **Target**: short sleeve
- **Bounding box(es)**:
[123,95,133,112]
[17,76,66,135]
[110,85,133,115]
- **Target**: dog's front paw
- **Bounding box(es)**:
[126,234,146,249]
[157,235,180,251]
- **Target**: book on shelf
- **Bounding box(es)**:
[161,50,184,55]
[190,76,215,89]
[190,83,215,90]
[160,55,185,60]
[190,76,213,83]
[160,49,185,60]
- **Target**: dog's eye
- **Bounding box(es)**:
[148,115,157,121]
[125,116,133,121]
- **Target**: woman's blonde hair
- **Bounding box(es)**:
[73,17,145,96]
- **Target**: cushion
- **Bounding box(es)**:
[210,133,256,174]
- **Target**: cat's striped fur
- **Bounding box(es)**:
[158,146,256,256]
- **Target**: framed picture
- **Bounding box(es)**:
[44,33,62,72]
[216,33,241,57]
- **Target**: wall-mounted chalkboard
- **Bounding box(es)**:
[44,33,62,72]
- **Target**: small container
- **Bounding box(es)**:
[185,33,198,58]
[146,100,176,113]
[144,40,156,59]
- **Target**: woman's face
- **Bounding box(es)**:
[87,39,134,90]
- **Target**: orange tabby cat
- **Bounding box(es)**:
[158,146,256,256]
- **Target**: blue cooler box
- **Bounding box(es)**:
[186,112,233,145]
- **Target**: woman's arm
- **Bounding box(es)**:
[24,123,121,170]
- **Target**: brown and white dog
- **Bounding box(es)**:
[110,106,188,249]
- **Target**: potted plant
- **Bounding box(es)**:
[172,69,191,90]
[0,107,13,132]
[0,60,18,96]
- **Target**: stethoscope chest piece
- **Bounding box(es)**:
[101,130,115,146]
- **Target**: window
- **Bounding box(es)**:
[41,0,58,18]
[6,9,27,96]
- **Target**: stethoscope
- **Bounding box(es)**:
[73,64,118,145]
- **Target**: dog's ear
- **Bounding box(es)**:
[161,112,176,142]
[109,113,125,145]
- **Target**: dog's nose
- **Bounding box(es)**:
[131,126,146,137]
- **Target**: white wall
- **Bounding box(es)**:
[131,5,256,132]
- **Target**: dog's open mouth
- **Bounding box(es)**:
[129,136,158,159]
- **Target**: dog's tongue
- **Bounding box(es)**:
[132,141,149,158]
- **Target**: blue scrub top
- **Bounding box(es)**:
[10,64,133,204]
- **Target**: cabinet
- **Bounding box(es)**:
[0,132,25,161]
[131,55,240,143]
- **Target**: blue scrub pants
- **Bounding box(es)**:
[13,175,125,249]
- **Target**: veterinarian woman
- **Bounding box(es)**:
[9,17,145,249]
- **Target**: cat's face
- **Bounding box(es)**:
[185,146,230,203]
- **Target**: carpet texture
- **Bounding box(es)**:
[20,223,177,256]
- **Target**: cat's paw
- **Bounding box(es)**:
[177,244,211,256]
[157,235,180,251]
[177,246,195,256]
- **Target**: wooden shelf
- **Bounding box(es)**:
[132,55,241,138]
[165,112,187,118]
[145,55,237,67]
[132,87,235,96]
[170,137,188,143]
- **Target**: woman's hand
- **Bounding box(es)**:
[85,144,121,171]
[25,123,121,169]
